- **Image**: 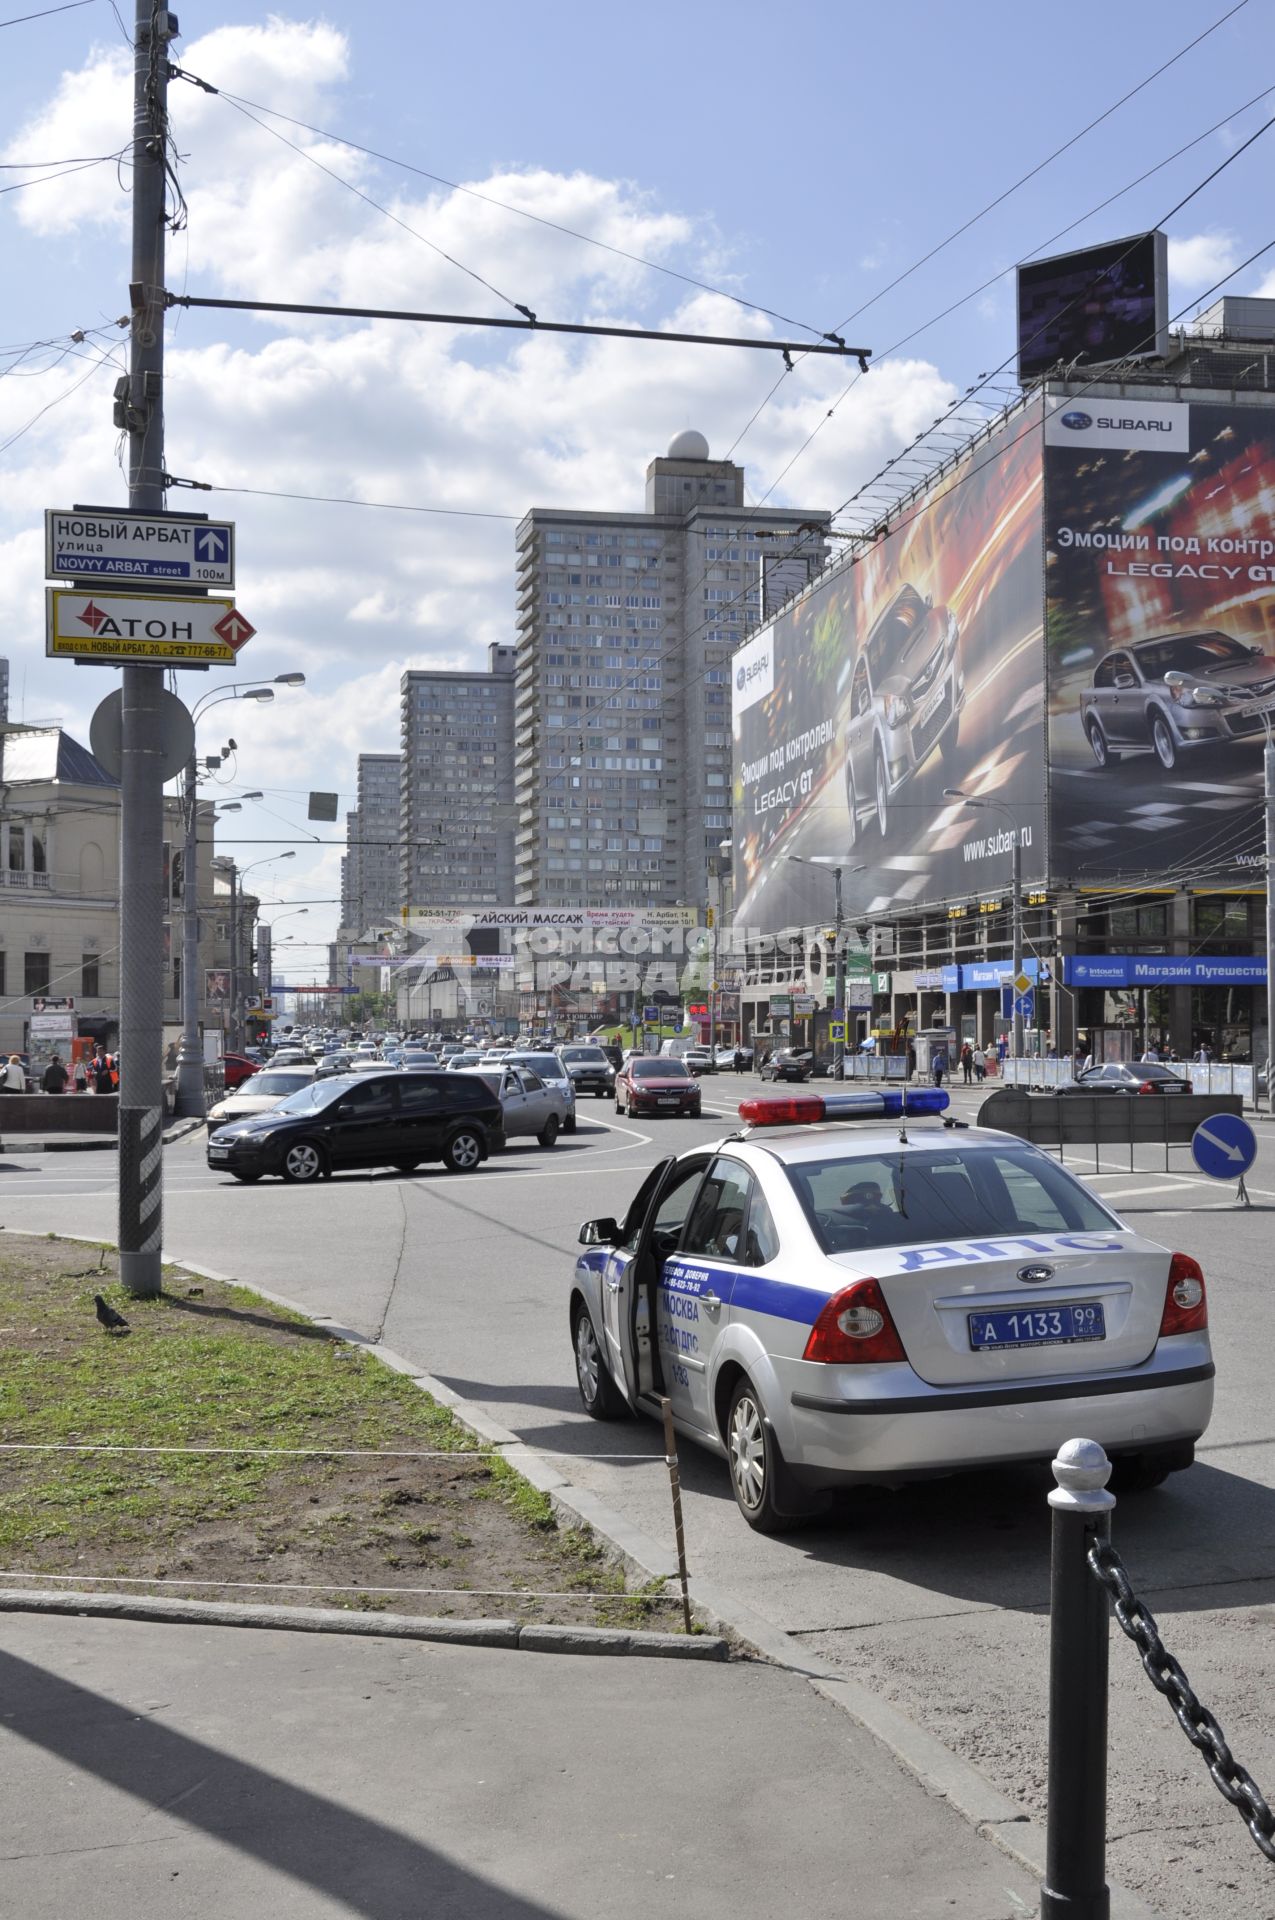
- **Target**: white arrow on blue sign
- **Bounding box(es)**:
[195,527,230,564]
[44,508,235,587]
[1190,1112,1257,1180]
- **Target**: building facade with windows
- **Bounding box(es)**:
[0,726,218,1061]
[513,431,829,912]
[399,643,515,914]
[344,753,400,936]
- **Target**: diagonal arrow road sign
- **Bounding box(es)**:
[1195,1122,1246,1163]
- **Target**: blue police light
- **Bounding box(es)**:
[738,1087,950,1127]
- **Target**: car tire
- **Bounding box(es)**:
[393,1158,420,1173]
[726,1377,807,1533]
[538,1115,560,1148]
[873,745,889,839]
[572,1301,629,1419]
[281,1139,325,1184]
[1149,709,1178,771]
[1108,1444,1191,1493]
[442,1128,484,1173]
[1085,716,1118,768]
[565,1115,577,1133]
[230,1170,261,1184]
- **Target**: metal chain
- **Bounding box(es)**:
[1088,1539,1275,1863]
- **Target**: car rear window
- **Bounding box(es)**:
[632,1058,688,1080]
[562,1048,607,1064]
[786,1146,1117,1254]
[246,1072,311,1096]
[510,1054,562,1075]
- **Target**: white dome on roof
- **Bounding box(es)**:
[667,428,709,460]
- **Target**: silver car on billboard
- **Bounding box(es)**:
[844,582,965,843]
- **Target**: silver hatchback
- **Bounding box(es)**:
[459,1064,572,1147]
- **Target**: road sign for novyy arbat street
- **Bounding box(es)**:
[1190,1112,1258,1181]
[46,588,255,666]
[45,508,235,588]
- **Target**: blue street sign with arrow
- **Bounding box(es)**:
[44,507,236,587]
[1190,1112,1257,1182]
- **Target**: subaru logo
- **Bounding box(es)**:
[1017,1264,1055,1285]
[736,665,747,690]
[1060,411,1092,431]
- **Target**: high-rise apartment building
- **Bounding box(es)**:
[513,432,828,909]
[399,644,515,912]
[344,753,400,934]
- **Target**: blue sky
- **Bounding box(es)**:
[1,0,1271,970]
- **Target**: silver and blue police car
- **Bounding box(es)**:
[569,1088,1213,1531]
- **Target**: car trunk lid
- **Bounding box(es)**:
[829,1230,1168,1385]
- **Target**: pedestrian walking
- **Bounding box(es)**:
[72,1056,88,1093]
[3,1054,25,1093]
[42,1055,68,1095]
[94,1050,113,1094]
[959,1041,973,1085]
[931,1046,947,1089]
[733,1048,744,1074]
[973,1051,986,1084]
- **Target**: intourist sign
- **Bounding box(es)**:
[1063,954,1267,988]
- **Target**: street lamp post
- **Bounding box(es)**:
[175,674,305,1116]
[945,788,1025,1061]
[786,855,866,1079]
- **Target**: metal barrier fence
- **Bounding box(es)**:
[976,1087,1244,1173]
[1043,1440,1274,1918]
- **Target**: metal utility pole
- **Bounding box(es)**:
[175,751,203,1117]
[227,861,240,1052]
[1012,831,1025,1062]
[1265,737,1275,1104]
[833,866,846,1081]
[118,0,178,1296]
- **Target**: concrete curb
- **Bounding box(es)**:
[30,1235,1161,1916]
[0,1116,202,1155]
[0,1589,726,1658]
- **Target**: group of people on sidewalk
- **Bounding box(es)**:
[2,1048,117,1095]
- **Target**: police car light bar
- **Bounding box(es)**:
[738,1088,949,1126]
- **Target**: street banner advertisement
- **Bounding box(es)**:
[1045,397,1275,886]
[733,405,1046,931]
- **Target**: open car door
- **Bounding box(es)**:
[599,1157,675,1404]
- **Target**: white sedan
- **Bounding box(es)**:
[206,1066,317,1130]
[569,1088,1213,1531]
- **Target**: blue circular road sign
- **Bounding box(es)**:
[1190,1112,1258,1181]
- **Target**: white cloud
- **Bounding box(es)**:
[1167,230,1241,300]
[1,16,963,969]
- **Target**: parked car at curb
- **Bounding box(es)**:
[569,1089,1213,1532]
[206,1069,503,1183]
[683,1047,717,1077]
[219,1051,260,1090]
[760,1049,815,1083]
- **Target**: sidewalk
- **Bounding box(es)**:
[0,1610,1040,1919]
[0,1117,203,1153]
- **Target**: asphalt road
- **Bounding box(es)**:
[3,1076,1274,1918]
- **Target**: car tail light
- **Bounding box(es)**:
[803,1279,906,1365]
[1159,1252,1208,1337]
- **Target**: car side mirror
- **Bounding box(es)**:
[1114,672,1136,690]
[578,1217,620,1247]
[1163,670,1185,692]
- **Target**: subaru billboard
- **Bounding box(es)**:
[1044,394,1275,886]
[732,407,1047,933]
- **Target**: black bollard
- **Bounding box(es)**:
[1041,1438,1115,1920]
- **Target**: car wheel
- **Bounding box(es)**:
[844,754,859,848]
[565,1115,577,1133]
[873,745,890,839]
[572,1301,629,1419]
[230,1170,261,1184]
[538,1115,560,1148]
[1150,710,1178,771]
[443,1128,483,1173]
[393,1158,420,1173]
[281,1139,325,1184]
[726,1377,804,1533]
[1108,1444,1191,1492]
[1085,716,1118,768]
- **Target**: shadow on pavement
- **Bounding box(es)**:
[0,1647,562,1919]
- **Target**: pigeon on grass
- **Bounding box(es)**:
[94,1294,130,1334]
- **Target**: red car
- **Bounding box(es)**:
[614,1056,702,1118]
[220,1052,260,1090]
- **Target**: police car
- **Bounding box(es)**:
[569,1089,1213,1532]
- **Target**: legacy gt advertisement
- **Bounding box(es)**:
[732,407,1047,931]
[1045,396,1275,887]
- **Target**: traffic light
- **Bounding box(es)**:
[705,907,715,928]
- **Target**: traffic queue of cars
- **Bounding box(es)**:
[568,1086,1214,1532]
